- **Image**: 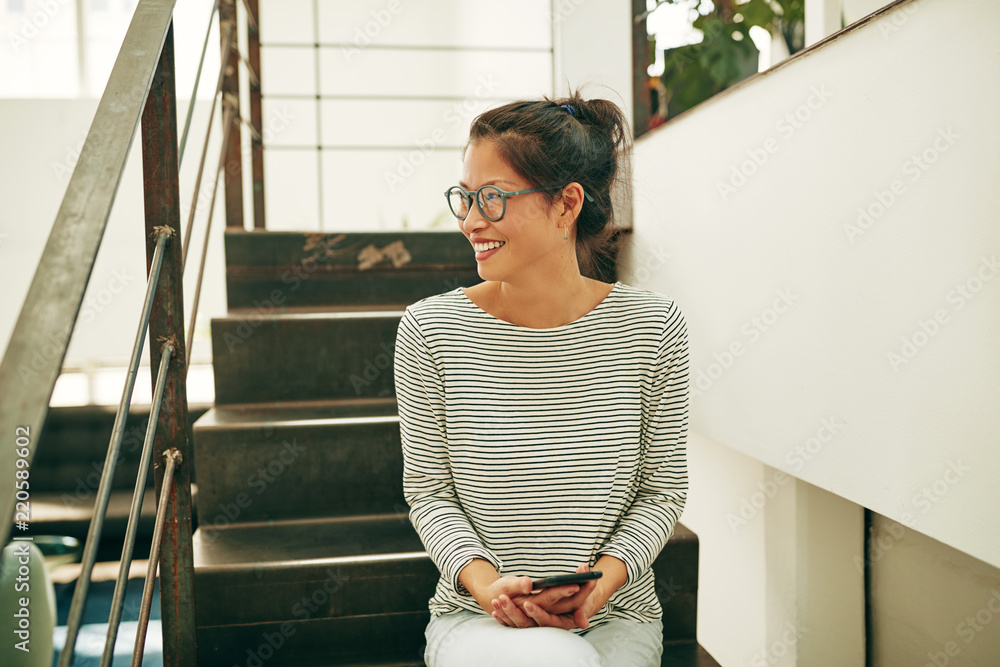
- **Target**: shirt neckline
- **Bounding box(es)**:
[457,281,622,332]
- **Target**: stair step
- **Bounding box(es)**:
[193,515,699,660]
[224,230,481,309]
[29,489,160,562]
[193,514,432,627]
[197,639,721,667]
[197,612,430,666]
[661,641,724,667]
[33,404,210,492]
[193,398,404,525]
[211,311,401,404]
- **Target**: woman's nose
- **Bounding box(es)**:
[460,205,488,235]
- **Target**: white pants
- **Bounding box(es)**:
[424,609,664,667]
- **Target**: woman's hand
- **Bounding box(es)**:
[508,564,605,630]
[475,575,581,628]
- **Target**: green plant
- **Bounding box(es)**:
[653,0,805,118]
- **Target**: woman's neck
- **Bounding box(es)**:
[476,275,613,329]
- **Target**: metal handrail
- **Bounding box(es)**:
[178,0,222,166]
[102,340,174,665]
[187,99,238,369]
[132,447,183,667]
[0,0,179,550]
[181,19,235,267]
[58,227,173,667]
[0,0,265,664]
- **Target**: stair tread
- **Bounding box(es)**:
[194,513,696,571]
[225,230,479,268]
[193,513,424,571]
[195,397,399,429]
[228,303,416,316]
[30,488,158,528]
[213,309,406,322]
[210,639,720,667]
[661,641,723,666]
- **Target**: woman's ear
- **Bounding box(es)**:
[557,182,586,223]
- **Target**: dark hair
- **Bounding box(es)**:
[464,90,633,279]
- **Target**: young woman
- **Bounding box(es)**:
[393,92,690,667]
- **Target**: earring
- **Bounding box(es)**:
[563,227,568,240]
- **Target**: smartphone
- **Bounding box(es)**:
[530,571,603,591]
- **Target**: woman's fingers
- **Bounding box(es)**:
[492,594,537,628]
[521,599,577,630]
[521,580,596,616]
[528,584,579,607]
[547,579,598,613]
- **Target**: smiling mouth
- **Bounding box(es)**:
[473,241,506,252]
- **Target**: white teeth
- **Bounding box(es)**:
[474,241,505,252]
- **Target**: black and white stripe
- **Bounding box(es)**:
[394,281,690,634]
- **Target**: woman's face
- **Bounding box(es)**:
[457,140,562,281]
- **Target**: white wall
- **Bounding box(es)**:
[552,0,633,123]
[868,514,1000,666]
[0,98,227,403]
[3,0,637,380]
[632,0,999,571]
[628,0,999,662]
[257,0,553,232]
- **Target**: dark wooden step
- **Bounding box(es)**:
[193,398,404,525]
[33,404,210,491]
[211,310,402,404]
[224,230,481,310]
[661,641,724,666]
[196,638,721,667]
[197,613,430,666]
[193,514,434,628]
[30,489,159,562]
[192,515,700,662]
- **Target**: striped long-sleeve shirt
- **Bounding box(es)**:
[394,281,689,634]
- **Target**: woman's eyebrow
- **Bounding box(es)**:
[458,179,515,188]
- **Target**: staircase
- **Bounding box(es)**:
[191,230,719,666]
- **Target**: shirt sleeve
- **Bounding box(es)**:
[394,306,504,598]
[597,300,690,587]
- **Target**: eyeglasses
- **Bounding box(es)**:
[444,183,593,222]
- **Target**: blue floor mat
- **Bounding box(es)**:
[52,577,162,666]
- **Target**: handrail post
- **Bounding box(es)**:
[140,18,198,666]
[247,0,266,229]
[220,0,245,229]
